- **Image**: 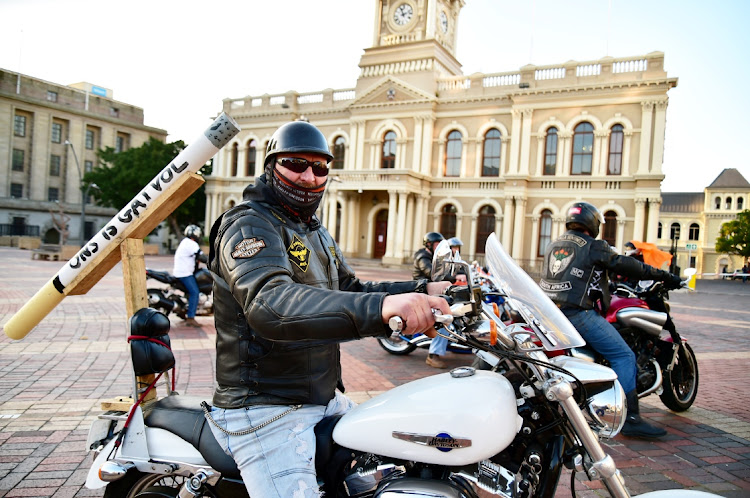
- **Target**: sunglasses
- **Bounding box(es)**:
[276,157,329,177]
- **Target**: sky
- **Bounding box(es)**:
[2,0,749,192]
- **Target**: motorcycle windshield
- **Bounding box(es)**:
[484,233,585,350]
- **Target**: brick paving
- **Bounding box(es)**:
[0,246,749,496]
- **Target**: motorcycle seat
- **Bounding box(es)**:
[144,395,241,479]
[147,269,178,285]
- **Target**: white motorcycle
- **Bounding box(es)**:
[84,233,719,498]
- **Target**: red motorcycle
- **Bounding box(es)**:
[569,274,699,411]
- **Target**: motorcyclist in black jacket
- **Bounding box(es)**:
[205,120,450,497]
[540,202,682,439]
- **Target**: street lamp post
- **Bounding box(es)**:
[64,140,87,246]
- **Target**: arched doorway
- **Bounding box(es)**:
[373,210,388,258]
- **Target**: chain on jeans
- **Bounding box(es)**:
[201,401,301,436]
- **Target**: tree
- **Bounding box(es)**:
[83,137,211,239]
[715,209,750,259]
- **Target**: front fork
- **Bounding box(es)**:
[542,376,630,498]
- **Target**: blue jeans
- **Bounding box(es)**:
[177,275,199,318]
[562,308,637,394]
[429,333,449,356]
[207,392,356,497]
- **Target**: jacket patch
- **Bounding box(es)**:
[232,238,266,259]
[549,248,574,276]
[288,234,310,272]
[329,246,339,269]
[540,279,572,292]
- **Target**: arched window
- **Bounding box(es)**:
[538,209,553,256]
[445,130,462,177]
[739,197,745,210]
[544,127,558,175]
[670,223,681,240]
[439,204,457,238]
[381,131,396,169]
[688,223,700,241]
[602,211,617,246]
[482,129,501,177]
[714,196,721,209]
[607,124,623,175]
[245,139,256,176]
[725,196,732,210]
[230,143,238,177]
[571,122,594,175]
[475,205,496,255]
[332,136,346,170]
[657,222,663,239]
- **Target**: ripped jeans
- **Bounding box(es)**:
[207,392,355,497]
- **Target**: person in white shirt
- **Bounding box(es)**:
[173,224,206,327]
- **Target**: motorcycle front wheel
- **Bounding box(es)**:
[103,470,205,498]
[377,335,417,355]
[659,342,699,412]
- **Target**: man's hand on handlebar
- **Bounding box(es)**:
[382,293,451,337]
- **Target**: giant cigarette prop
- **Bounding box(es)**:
[4,113,240,340]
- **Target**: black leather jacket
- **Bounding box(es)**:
[540,230,674,311]
[209,176,426,408]
[412,248,433,280]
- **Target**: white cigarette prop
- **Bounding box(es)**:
[4,113,240,340]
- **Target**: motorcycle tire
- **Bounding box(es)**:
[376,335,417,355]
[103,470,195,498]
[659,342,699,412]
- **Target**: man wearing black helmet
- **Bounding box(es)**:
[540,202,682,439]
[412,231,450,368]
[204,121,451,497]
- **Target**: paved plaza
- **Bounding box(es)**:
[0,245,749,497]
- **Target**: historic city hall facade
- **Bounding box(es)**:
[204,0,688,274]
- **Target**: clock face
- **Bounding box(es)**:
[440,11,448,33]
[393,3,413,26]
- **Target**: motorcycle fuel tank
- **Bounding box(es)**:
[333,369,522,466]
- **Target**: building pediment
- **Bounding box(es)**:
[351,75,436,107]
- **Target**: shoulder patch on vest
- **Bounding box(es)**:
[232,237,266,259]
[329,246,339,269]
[288,234,310,272]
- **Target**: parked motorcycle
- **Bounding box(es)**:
[146,267,213,318]
[85,234,718,498]
[569,274,699,412]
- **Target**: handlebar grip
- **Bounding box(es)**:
[388,316,404,333]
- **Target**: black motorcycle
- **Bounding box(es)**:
[146,267,214,318]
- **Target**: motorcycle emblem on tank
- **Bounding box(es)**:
[392,431,472,452]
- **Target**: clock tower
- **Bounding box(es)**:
[356,0,465,94]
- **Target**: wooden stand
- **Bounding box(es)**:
[57,172,205,408]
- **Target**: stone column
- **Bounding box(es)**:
[469,214,478,258]
[529,214,541,267]
[633,198,647,242]
[622,130,633,177]
[502,196,514,249]
[637,101,654,174]
[384,190,398,258]
[651,101,668,175]
[508,109,522,174]
[501,137,511,176]
[535,135,545,176]
[559,131,572,176]
[421,117,435,176]
[345,195,359,255]
[512,197,527,258]
[412,116,424,173]
[518,109,533,175]
[646,197,662,242]
[395,191,408,259]
[616,219,626,250]
[594,130,608,176]
[404,194,415,258]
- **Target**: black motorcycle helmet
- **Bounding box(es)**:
[263,120,334,176]
[423,232,444,249]
[565,202,604,238]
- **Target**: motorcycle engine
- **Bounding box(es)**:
[374,476,474,497]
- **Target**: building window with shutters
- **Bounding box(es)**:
[571,122,594,175]
[544,127,558,175]
[444,130,462,177]
[382,131,396,169]
[481,129,501,177]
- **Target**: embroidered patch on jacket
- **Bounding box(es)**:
[549,248,573,276]
[329,246,339,269]
[288,234,310,272]
[232,238,266,259]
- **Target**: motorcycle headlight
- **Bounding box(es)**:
[548,356,626,438]
[583,380,626,439]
